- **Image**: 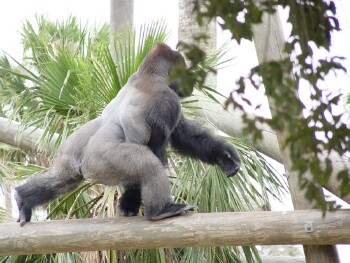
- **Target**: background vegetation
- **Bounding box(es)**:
[175,0,350,210]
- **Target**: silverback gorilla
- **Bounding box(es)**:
[15,43,241,226]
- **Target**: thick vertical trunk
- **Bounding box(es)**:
[109,0,134,62]
[251,9,340,263]
[178,0,217,87]
[110,0,134,35]
[178,0,216,49]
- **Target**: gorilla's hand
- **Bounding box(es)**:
[217,146,241,177]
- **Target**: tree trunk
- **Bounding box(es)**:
[109,0,134,61]
[178,0,217,87]
[110,0,134,35]
[251,9,340,263]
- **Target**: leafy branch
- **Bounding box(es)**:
[175,0,349,209]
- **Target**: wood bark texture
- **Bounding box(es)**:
[1,210,349,256]
[0,117,58,154]
[251,9,341,263]
[110,0,134,34]
[178,0,217,87]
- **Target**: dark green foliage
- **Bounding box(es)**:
[176,38,210,96]
[174,0,349,210]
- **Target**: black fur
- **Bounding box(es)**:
[146,90,181,165]
[15,170,83,226]
[119,184,142,216]
[170,115,241,177]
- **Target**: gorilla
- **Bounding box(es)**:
[15,43,241,226]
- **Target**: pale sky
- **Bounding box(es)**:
[1,1,348,105]
[0,0,349,261]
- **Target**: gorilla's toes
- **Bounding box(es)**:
[119,203,140,217]
[148,203,195,220]
[120,208,139,217]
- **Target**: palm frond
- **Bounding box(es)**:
[0,207,5,223]
[0,18,171,156]
[0,252,86,263]
[0,55,27,117]
[111,20,168,87]
[47,182,96,220]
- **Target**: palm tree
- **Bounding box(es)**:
[0,16,287,263]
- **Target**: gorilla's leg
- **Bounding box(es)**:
[119,184,142,216]
[15,170,83,226]
[140,162,194,220]
[118,165,194,219]
[15,160,83,226]
[82,137,193,220]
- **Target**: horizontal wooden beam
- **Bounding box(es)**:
[0,116,58,154]
[1,210,350,256]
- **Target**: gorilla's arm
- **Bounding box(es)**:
[170,115,241,177]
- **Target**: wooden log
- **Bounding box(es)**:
[255,255,305,263]
[0,116,58,154]
[1,210,350,256]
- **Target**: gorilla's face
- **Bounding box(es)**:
[168,80,192,98]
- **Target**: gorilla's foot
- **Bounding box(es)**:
[119,205,139,217]
[118,185,142,217]
[14,190,32,227]
[148,203,195,220]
